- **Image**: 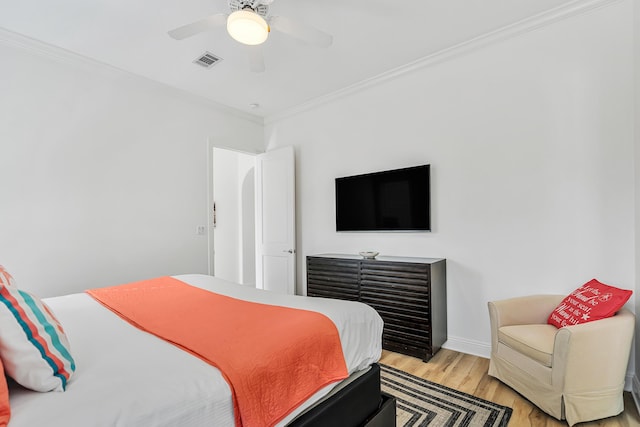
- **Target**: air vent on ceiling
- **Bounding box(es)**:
[193,52,223,68]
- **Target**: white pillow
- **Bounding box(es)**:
[0,272,75,392]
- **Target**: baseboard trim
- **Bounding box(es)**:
[442,336,491,359]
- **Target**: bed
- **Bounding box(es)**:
[4,273,391,426]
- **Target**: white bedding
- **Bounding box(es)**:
[8,274,383,427]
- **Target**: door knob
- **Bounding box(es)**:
[283,249,296,254]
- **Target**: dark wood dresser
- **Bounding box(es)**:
[306,254,446,361]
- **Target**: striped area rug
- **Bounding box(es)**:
[380,364,512,427]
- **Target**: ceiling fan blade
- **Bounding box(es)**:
[246,46,266,73]
[269,15,333,48]
[168,13,228,40]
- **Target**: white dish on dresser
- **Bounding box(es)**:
[359,251,379,259]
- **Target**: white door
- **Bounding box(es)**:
[255,146,296,294]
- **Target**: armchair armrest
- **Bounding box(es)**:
[554,308,634,391]
[553,308,635,425]
[489,295,564,327]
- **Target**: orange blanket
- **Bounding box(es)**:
[86,277,348,427]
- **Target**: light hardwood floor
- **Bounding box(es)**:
[379,349,640,427]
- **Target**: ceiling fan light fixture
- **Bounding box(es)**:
[227,10,269,45]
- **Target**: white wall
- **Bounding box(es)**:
[0,32,263,297]
[266,0,635,357]
[239,155,256,286]
[212,148,256,285]
[0,0,635,368]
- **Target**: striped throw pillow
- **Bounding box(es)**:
[0,266,15,288]
[0,277,75,392]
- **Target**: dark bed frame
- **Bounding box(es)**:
[288,364,396,427]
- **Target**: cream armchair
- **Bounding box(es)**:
[488,295,634,426]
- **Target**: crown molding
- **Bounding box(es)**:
[0,28,264,126]
[0,0,622,128]
[265,0,622,125]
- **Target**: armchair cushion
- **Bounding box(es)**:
[498,324,556,367]
[547,279,632,328]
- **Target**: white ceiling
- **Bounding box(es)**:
[0,0,582,118]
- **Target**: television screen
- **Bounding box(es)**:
[335,165,430,232]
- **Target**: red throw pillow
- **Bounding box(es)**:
[548,279,632,328]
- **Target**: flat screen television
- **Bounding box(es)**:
[335,164,430,232]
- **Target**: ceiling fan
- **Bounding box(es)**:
[168,0,333,72]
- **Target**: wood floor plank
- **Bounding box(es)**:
[443,352,478,391]
[379,349,640,426]
[473,374,500,401]
[457,356,489,395]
